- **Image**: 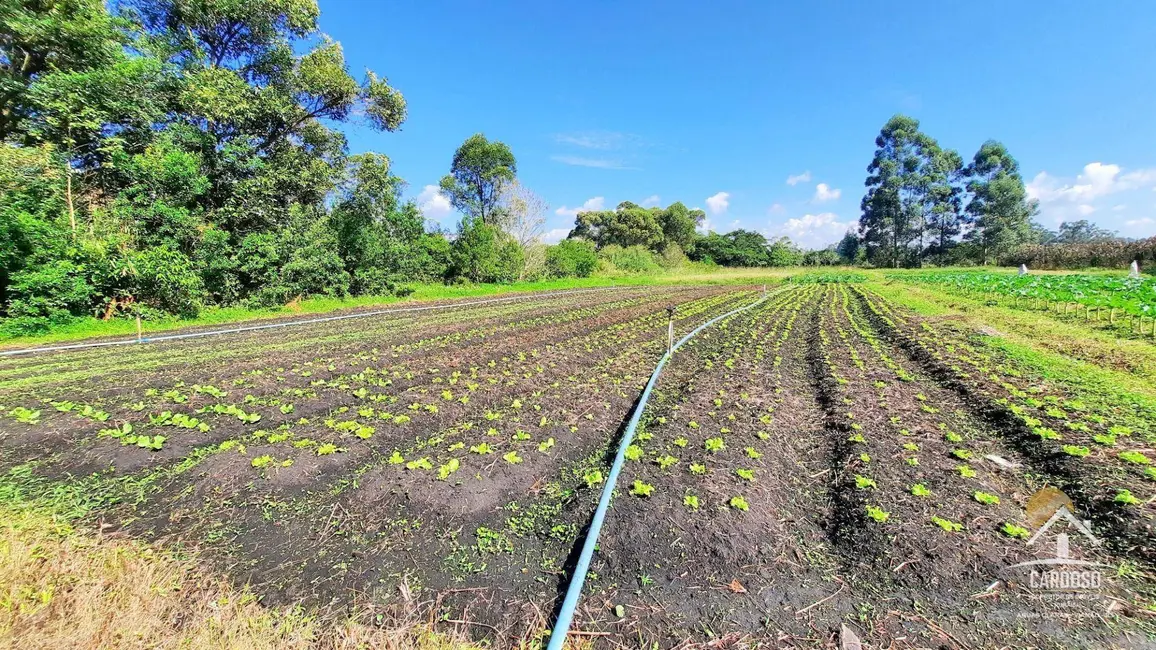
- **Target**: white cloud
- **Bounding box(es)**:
[786,171,811,186]
[640,194,661,207]
[1027,163,1156,204]
[555,196,605,218]
[1125,217,1153,228]
[770,212,854,249]
[1027,162,1156,225]
[553,131,634,150]
[768,203,785,215]
[813,183,841,202]
[550,155,635,170]
[542,227,571,244]
[706,191,730,215]
[416,185,452,220]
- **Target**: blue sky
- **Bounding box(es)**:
[323,1,1156,248]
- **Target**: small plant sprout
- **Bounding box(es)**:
[11,407,41,425]
[704,437,725,453]
[1092,432,1117,446]
[689,463,707,475]
[1002,523,1030,539]
[859,453,871,463]
[316,443,341,456]
[655,455,679,470]
[974,491,1001,506]
[1115,489,1141,506]
[729,496,749,512]
[469,443,493,455]
[931,516,962,532]
[683,494,700,510]
[865,506,890,523]
[503,451,523,465]
[854,475,877,490]
[944,431,963,443]
[956,465,977,478]
[624,444,644,461]
[1033,427,1062,441]
[673,437,688,448]
[951,449,974,461]
[745,447,762,459]
[388,451,405,464]
[910,483,930,497]
[437,458,461,480]
[583,470,604,488]
[1119,450,1151,465]
[538,438,555,452]
[630,480,655,497]
[736,468,755,482]
[1146,467,1156,482]
[252,455,274,468]
[405,457,433,471]
[1062,445,1091,457]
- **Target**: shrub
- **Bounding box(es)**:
[450,217,523,283]
[5,260,94,325]
[598,244,663,274]
[545,239,597,278]
[133,246,204,318]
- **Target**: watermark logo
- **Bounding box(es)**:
[1005,487,1107,593]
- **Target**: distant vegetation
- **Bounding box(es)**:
[0,1,1145,337]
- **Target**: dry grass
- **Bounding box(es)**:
[0,503,485,650]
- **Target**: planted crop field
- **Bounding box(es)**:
[1,281,1154,648]
[892,270,1156,339]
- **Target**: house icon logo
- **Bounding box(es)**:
[1005,487,1106,591]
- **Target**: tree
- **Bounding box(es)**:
[569,201,664,250]
[835,231,861,263]
[962,140,1038,264]
[923,148,965,260]
[439,133,516,225]
[0,0,126,141]
[495,180,546,248]
[1054,220,1117,243]
[858,115,946,268]
[658,202,702,252]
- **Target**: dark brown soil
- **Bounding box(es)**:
[1,283,1153,649]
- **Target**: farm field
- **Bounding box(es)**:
[1,276,1155,649]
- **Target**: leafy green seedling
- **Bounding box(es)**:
[538,438,555,452]
[583,470,604,488]
[503,451,523,465]
[1001,523,1030,539]
[437,459,460,480]
[854,475,877,490]
[1115,489,1140,505]
[910,483,930,497]
[406,457,433,470]
[729,496,749,512]
[956,465,977,478]
[689,463,706,475]
[630,480,654,497]
[865,506,890,523]
[624,444,643,461]
[704,437,725,453]
[931,516,962,532]
[655,455,679,470]
[974,491,1000,505]
[252,455,274,468]
[469,443,493,455]
[736,469,755,482]
[1062,445,1090,457]
[1119,451,1151,465]
[683,494,700,510]
[673,437,688,448]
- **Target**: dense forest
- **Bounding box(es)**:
[2,1,1149,336]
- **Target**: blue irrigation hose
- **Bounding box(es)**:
[0,287,628,358]
[546,291,771,648]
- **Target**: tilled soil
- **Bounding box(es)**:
[1,283,1153,648]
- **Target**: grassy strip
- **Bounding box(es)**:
[0,464,483,650]
[0,267,803,349]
